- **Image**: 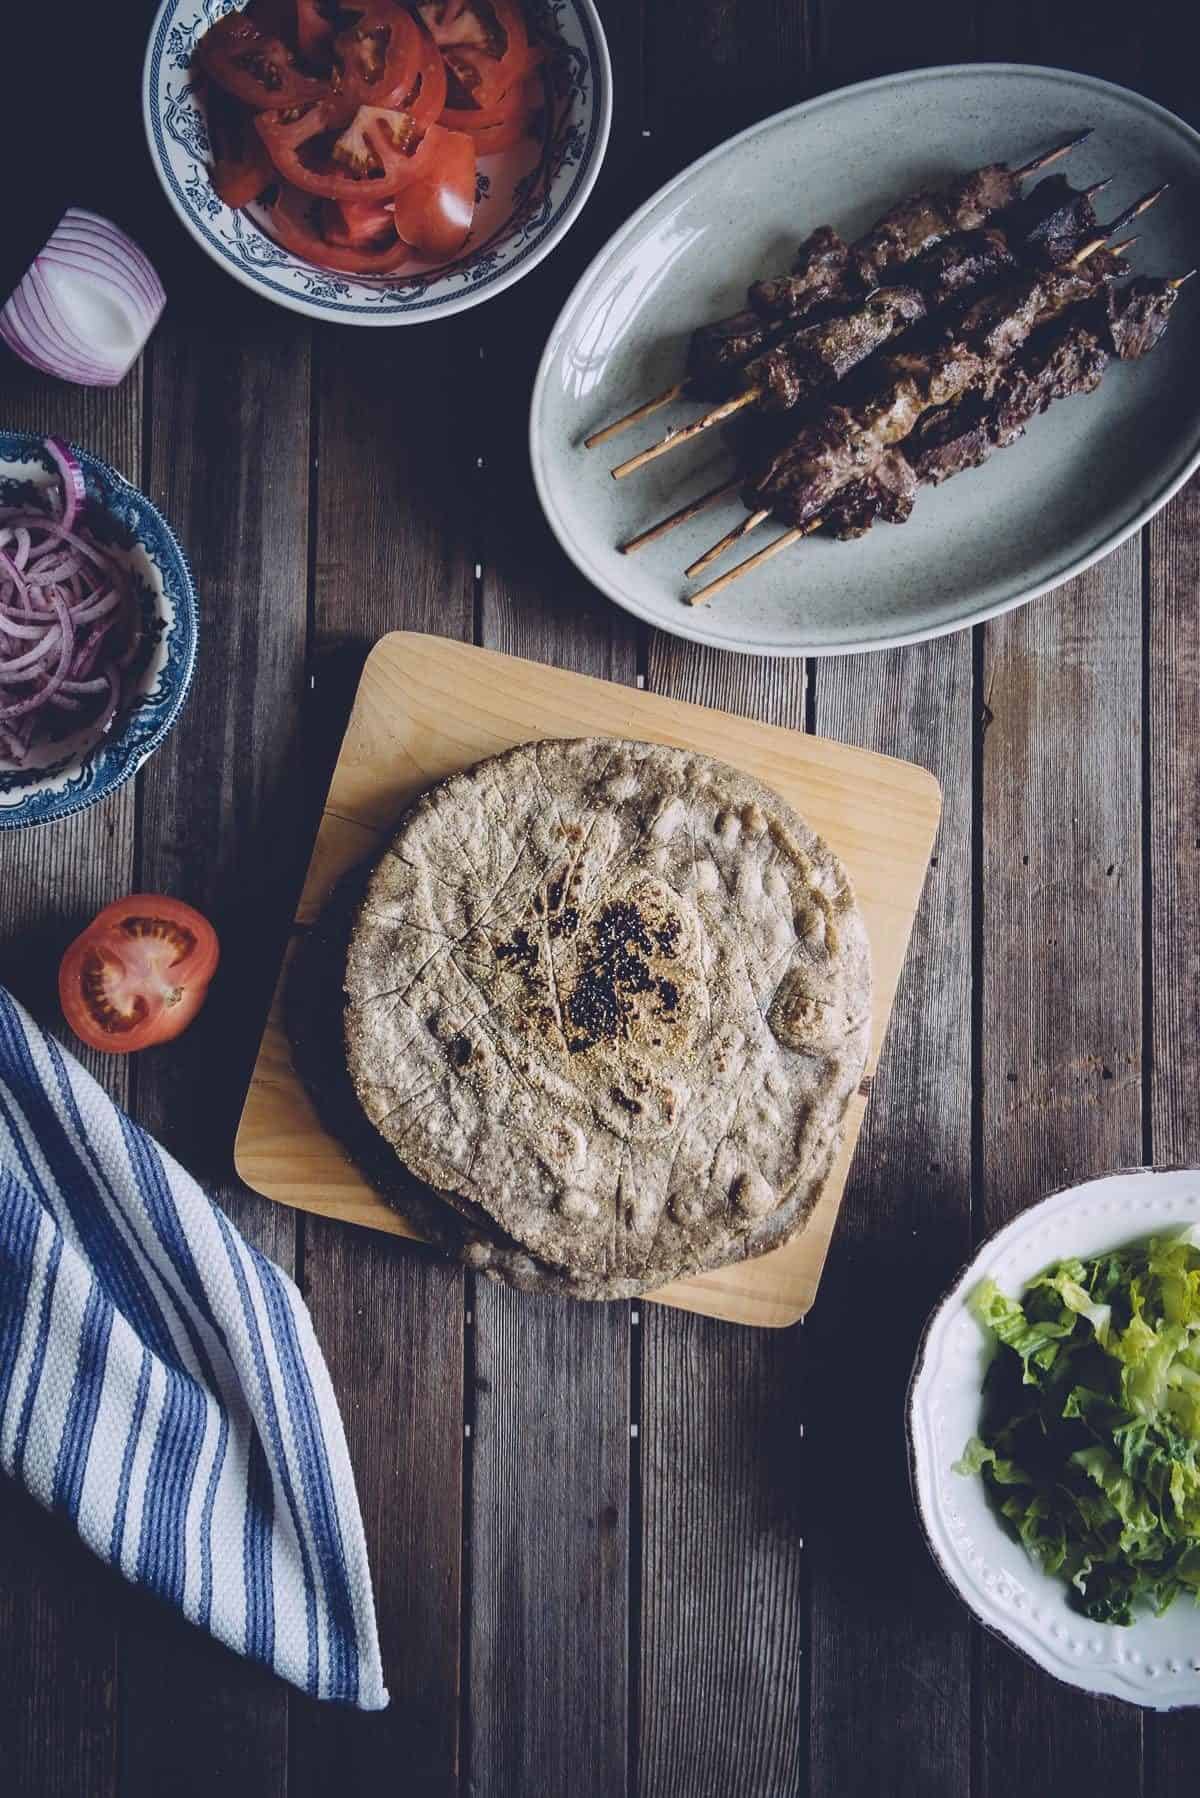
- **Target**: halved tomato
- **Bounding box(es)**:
[58,897,220,1055]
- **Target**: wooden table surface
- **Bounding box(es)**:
[2,3,1198,1794]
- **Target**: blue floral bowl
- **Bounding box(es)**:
[0,433,198,832]
[142,0,612,325]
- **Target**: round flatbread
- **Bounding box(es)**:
[345,738,871,1295]
[287,866,634,1299]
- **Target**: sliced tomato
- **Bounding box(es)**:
[440,69,540,153]
[207,89,277,209]
[321,196,396,248]
[382,17,448,126]
[196,11,327,110]
[391,123,476,258]
[268,185,413,272]
[421,0,533,108]
[256,99,428,200]
[295,0,337,63]
[334,4,421,106]
[58,897,220,1055]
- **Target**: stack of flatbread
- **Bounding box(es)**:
[288,738,871,1300]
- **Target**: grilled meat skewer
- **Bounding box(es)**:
[614,179,1109,484]
[688,267,1190,606]
[616,178,1165,482]
[746,165,1107,323]
[584,129,1091,450]
[743,253,1127,528]
[823,277,1179,537]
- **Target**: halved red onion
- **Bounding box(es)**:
[0,209,166,389]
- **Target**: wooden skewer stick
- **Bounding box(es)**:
[686,217,1159,598]
[585,382,688,450]
[686,507,770,578]
[619,476,741,554]
[610,388,761,480]
[687,522,820,605]
[1168,269,1197,290]
[1011,128,1093,178]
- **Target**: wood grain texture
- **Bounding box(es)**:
[1144,472,1200,1789]
[979,544,1144,1791]
[288,303,477,1795]
[635,653,814,1788]
[0,1496,119,1798]
[635,8,815,1792]
[114,243,313,1798]
[0,346,141,1798]
[475,334,636,1791]
[465,1286,629,1798]
[289,1230,465,1798]
[638,1305,806,1798]
[806,638,973,1798]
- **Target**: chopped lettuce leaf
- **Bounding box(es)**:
[957,1230,1200,1625]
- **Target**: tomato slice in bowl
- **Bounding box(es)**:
[58,896,220,1054]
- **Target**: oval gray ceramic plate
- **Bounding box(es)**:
[530,64,1200,657]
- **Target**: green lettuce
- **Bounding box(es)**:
[955,1229,1200,1626]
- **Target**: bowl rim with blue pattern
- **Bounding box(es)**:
[141,0,612,326]
[0,431,198,833]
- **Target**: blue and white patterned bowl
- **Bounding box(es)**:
[0,433,198,832]
[142,0,611,325]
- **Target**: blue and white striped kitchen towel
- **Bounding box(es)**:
[0,986,387,1710]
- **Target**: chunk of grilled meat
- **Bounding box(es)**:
[745,253,1126,526]
[690,184,1091,401]
[749,162,1022,320]
[999,172,1104,266]
[823,278,1177,537]
[748,286,927,411]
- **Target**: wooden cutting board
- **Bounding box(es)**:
[235,632,941,1327]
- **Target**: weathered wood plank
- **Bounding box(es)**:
[1144,473,1200,1790]
[635,7,815,1793]
[638,1305,805,1798]
[978,544,1144,1790]
[474,489,635,1798]
[288,314,477,1796]
[806,639,973,1798]
[291,1233,465,1798]
[464,3,644,1787]
[0,348,141,1798]
[640,654,811,1798]
[114,241,313,1798]
[466,1287,630,1798]
[0,1499,119,1798]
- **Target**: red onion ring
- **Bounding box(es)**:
[0,441,143,763]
